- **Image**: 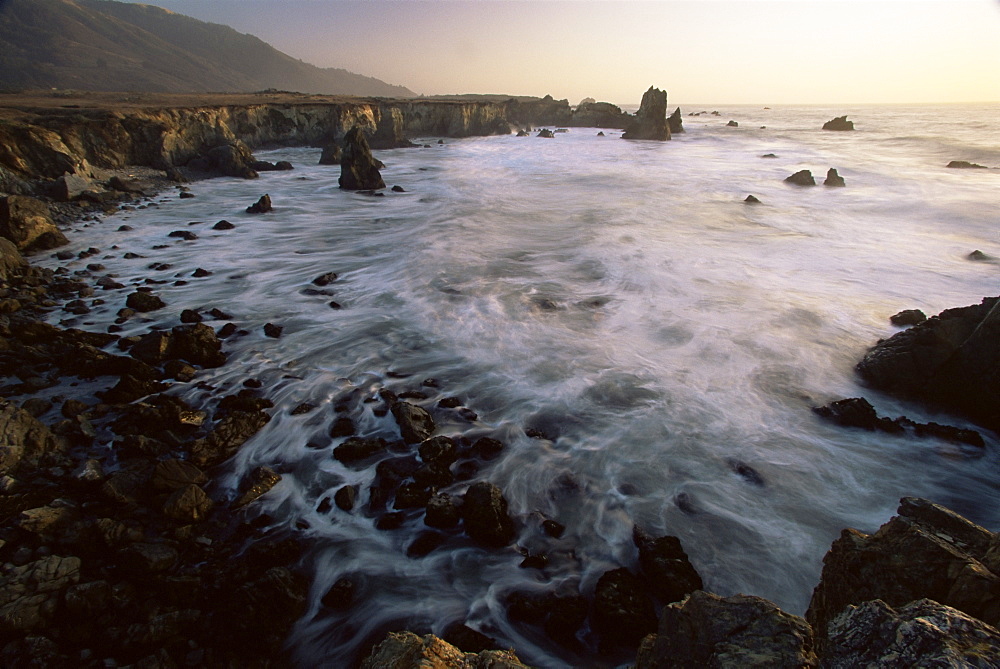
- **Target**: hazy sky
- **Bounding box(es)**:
[121,0,1000,105]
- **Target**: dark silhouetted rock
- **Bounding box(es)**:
[319,145,342,165]
[823,116,854,131]
[947,160,987,169]
[636,590,818,668]
[890,309,927,326]
[633,527,703,603]
[246,194,272,214]
[727,120,739,127]
[339,126,385,190]
[333,437,387,466]
[592,568,657,648]
[425,493,460,529]
[785,170,816,186]
[213,219,235,230]
[232,466,282,509]
[745,194,761,204]
[824,168,846,187]
[391,401,435,443]
[536,129,554,138]
[667,107,684,134]
[125,290,165,312]
[623,86,670,141]
[462,481,515,548]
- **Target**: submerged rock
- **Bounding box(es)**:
[823,115,854,131]
[947,160,988,169]
[623,86,670,141]
[462,481,515,548]
[339,126,385,191]
[246,194,272,214]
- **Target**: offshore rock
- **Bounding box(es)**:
[571,100,629,128]
[203,141,259,178]
[667,107,684,134]
[245,194,272,214]
[947,160,988,169]
[824,168,846,187]
[806,496,1000,654]
[824,598,1000,668]
[622,86,670,141]
[462,481,515,548]
[0,195,69,254]
[592,567,657,649]
[633,527,703,603]
[360,631,529,669]
[339,126,385,190]
[823,115,854,131]
[319,144,343,165]
[890,308,927,326]
[785,170,816,186]
[636,590,818,668]
[391,401,435,443]
[855,296,1000,431]
[189,410,271,468]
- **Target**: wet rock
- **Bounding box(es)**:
[391,185,406,192]
[391,401,435,443]
[542,519,565,538]
[425,492,461,529]
[151,458,208,491]
[947,160,988,169]
[264,322,283,338]
[319,144,343,165]
[890,308,927,326]
[339,126,386,191]
[745,194,761,204]
[170,322,226,367]
[806,496,1000,654]
[204,141,259,178]
[855,296,1000,431]
[667,107,684,134]
[162,483,213,522]
[246,194,272,214]
[418,435,458,466]
[823,115,854,131]
[189,410,271,468]
[0,195,69,253]
[376,511,405,530]
[168,229,198,240]
[633,527,704,603]
[232,466,281,509]
[537,129,555,138]
[812,397,893,431]
[592,567,657,648]
[824,168,846,187]
[0,400,63,476]
[636,590,818,668]
[312,271,338,286]
[462,481,515,548]
[726,120,739,127]
[125,290,165,312]
[334,437,388,466]
[623,86,670,141]
[329,416,355,437]
[52,174,93,201]
[360,631,529,669]
[334,485,358,511]
[213,219,235,230]
[785,170,816,186]
[824,598,1000,667]
[121,542,178,573]
[0,555,81,633]
[470,436,504,460]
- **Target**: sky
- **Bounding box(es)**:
[120,0,1000,105]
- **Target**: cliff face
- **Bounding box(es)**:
[0,96,601,181]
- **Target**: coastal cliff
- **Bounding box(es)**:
[0,92,629,184]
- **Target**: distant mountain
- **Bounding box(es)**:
[0,0,415,97]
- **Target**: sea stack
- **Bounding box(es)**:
[623,86,670,141]
[339,126,386,190]
[822,115,854,131]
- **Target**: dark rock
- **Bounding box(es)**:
[890,308,927,326]
[189,410,271,468]
[536,129,555,138]
[376,511,405,530]
[745,194,761,204]
[121,542,178,573]
[360,632,528,669]
[823,115,854,131]
[667,107,684,134]
[623,86,670,141]
[165,166,187,182]
[806,496,999,655]
[855,296,1000,432]
[151,458,208,491]
[0,237,27,281]
[179,191,196,199]
[339,126,385,191]
[406,530,447,557]
[213,220,235,230]
[181,308,202,323]
[542,519,565,538]
[321,577,356,609]
[418,435,458,466]
[636,590,818,668]
[334,485,358,511]
[333,437,387,466]
[329,416,355,437]
[162,483,213,522]
[171,322,226,367]
[0,196,69,253]
[824,598,1000,668]
[592,567,657,648]
[812,397,902,433]
[108,175,146,193]
[52,174,93,201]
[391,185,405,192]
[785,170,816,186]
[443,622,500,654]
[232,466,282,509]
[125,290,165,312]
[205,142,259,178]
[425,493,460,529]
[0,400,63,476]
[633,527,703,603]
[169,230,198,240]
[264,322,283,338]
[470,436,504,460]
[726,120,739,127]
[824,168,846,187]
[947,160,988,169]
[319,145,342,165]
[462,481,515,548]
[312,271,338,286]
[391,401,435,443]
[246,194,272,214]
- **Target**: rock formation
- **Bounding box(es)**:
[667,107,684,134]
[622,87,670,141]
[0,195,68,253]
[824,168,845,187]
[822,116,854,131]
[856,296,1000,432]
[339,126,385,191]
[785,170,816,186]
[947,160,988,169]
[360,631,529,668]
[572,100,629,128]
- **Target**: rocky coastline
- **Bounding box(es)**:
[1,93,998,667]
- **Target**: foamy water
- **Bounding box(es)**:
[45,103,1000,667]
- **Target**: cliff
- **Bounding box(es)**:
[0,91,630,183]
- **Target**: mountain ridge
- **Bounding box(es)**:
[0,0,416,97]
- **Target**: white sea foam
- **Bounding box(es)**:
[41,103,1000,667]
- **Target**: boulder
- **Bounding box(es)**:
[745,194,761,204]
[806,497,1000,655]
[360,631,529,669]
[246,194,272,214]
[824,168,846,187]
[151,458,208,491]
[823,116,854,131]
[0,195,69,253]
[636,590,818,668]
[824,598,1000,668]
[855,296,1000,431]
[668,107,685,134]
[890,308,927,326]
[462,481,515,548]
[52,174,93,201]
[591,568,657,648]
[391,401,435,443]
[339,126,385,191]
[319,144,343,165]
[571,101,629,128]
[727,120,739,127]
[785,170,816,186]
[947,160,988,169]
[125,290,165,313]
[536,129,554,138]
[231,466,282,509]
[333,437,388,466]
[633,527,703,603]
[0,237,27,281]
[189,410,271,468]
[0,556,81,634]
[0,400,63,476]
[622,86,670,141]
[205,142,259,179]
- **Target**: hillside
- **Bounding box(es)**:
[0,0,415,97]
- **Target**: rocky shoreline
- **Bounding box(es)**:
[1,94,999,667]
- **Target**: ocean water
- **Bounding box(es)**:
[46,103,1000,667]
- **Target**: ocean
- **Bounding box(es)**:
[41,102,1000,667]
